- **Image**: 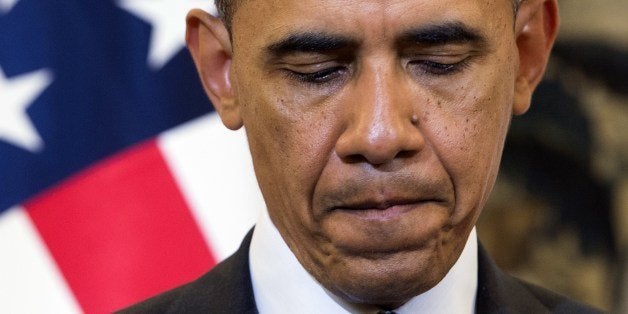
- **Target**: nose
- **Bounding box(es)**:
[335,65,425,166]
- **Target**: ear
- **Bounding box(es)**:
[512,0,559,115]
[186,9,242,130]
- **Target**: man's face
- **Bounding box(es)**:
[230,0,518,306]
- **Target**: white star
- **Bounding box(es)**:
[0,0,19,14]
[119,0,216,70]
[0,67,53,153]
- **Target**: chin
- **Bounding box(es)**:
[323,246,450,308]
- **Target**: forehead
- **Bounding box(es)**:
[231,0,513,44]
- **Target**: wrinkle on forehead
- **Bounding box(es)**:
[240,0,509,38]
[225,0,518,36]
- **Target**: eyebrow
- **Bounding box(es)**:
[264,22,486,59]
[397,22,487,47]
[266,32,357,58]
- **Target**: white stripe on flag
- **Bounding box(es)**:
[158,113,265,260]
[0,206,81,314]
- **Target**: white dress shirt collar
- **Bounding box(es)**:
[249,209,478,314]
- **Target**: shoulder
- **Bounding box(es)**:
[116,230,257,314]
[476,244,602,313]
[519,279,602,313]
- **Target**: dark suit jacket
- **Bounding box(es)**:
[119,230,601,313]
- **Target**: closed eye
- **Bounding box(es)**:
[286,66,348,84]
[409,57,471,76]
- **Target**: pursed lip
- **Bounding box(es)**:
[328,197,446,221]
[330,198,431,211]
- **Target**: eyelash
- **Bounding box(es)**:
[410,58,471,76]
[286,66,347,84]
[285,57,470,85]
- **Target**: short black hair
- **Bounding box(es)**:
[215,0,524,33]
[214,0,238,33]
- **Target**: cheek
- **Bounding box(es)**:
[238,76,340,223]
[423,77,513,224]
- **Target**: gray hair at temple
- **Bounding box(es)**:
[214,0,525,33]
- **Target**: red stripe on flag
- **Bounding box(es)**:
[25,140,216,313]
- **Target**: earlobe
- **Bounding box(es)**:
[513,76,532,115]
[512,0,559,115]
[186,9,243,130]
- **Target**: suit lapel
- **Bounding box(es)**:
[169,229,258,313]
[475,244,550,313]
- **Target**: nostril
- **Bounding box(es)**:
[395,150,417,160]
[342,154,369,164]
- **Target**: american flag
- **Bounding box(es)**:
[0,1,264,312]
